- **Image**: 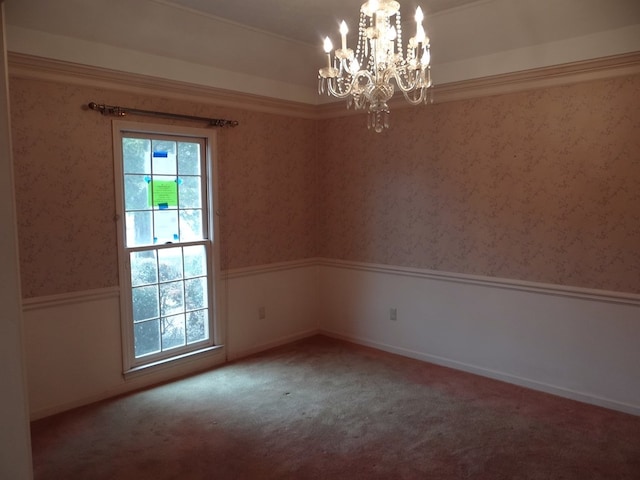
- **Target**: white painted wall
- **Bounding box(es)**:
[0,3,33,478]
[23,262,320,419]
[318,261,640,416]
[23,289,227,419]
[21,258,640,419]
[224,261,319,360]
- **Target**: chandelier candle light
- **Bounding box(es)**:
[318,0,432,132]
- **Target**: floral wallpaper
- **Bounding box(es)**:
[317,74,640,294]
[9,78,318,298]
[10,80,118,298]
[9,72,640,298]
[217,110,318,271]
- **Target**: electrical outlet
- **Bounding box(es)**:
[390,308,397,321]
[258,306,266,320]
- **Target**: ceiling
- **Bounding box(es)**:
[4,0,640,104]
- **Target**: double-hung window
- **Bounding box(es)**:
[113,122,221,373]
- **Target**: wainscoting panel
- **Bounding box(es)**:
[22,288,226,420]
[22,261,320,419]
[24,288,126,419]
[317,260,640,416]
[22,260,639,418]
[224,260,319,360]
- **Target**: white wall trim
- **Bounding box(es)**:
[319,330,640,417]
[5,23,320,105]
[226,328,319,362]
[21,257,640,311]
[433,50,640,104]
[21,286,120,312]
[317,51,640,118]
[123,345,225,380]
[7,52,317,119]
[20,259,640,418]
[317,258,640,307]
[317,259,640,416]
[9,51,640,121]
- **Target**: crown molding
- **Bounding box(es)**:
[434,51,640,103]
[316,51,640,119]
[7,52,318,119]
[8,51,640,121]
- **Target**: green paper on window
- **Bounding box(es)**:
[148,180,178,207]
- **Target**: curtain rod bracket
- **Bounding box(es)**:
[87,102,239,128]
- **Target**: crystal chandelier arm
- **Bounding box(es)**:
[327,70,374,99]
[391,64,428,92]
[327,78,353,99]
[401,87,426,105]
[393,70,418,92]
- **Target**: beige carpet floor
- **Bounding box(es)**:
[31,335,640,479]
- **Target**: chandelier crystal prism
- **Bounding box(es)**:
[318,0,433,132]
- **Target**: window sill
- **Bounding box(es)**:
[123,344,225,381]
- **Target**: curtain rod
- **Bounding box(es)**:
[87,102,239,128]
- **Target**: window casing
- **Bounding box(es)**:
[113,122,222,373]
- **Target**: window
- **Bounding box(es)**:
[114,122,221,372]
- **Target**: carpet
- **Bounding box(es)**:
[31,335,640,479]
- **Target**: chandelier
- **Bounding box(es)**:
[318,0,433,132]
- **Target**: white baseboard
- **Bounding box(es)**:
[317,260,640,417]
[30,346,226,421]
[320,329,640,417]
[226,329,320,361]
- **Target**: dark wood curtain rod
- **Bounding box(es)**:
[87,102,239,128]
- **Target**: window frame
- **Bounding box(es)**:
[112,121,224,376]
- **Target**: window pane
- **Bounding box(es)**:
[121,132,213,365]
[185,277,208,311]
[124,174,151,211]
[179,209,204,241]
[184,245,207,278]
[178,142,201,176]
[187,310,208,344]
[160,281,184,317]
[123,138,150,174]
[162,314,186,350]
[134,320,161,357]
[152,140,177,175]
[154,209,179,244]
[179,176,202,209]
[158,247,183,282]
[126,211,154,247]
[132,285,159,322]
[130,251,158,287]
